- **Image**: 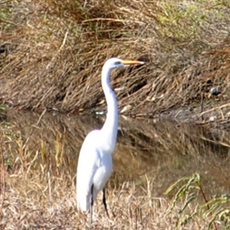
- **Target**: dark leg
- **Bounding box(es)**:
[103,188,109,218]
[90,184,94,224]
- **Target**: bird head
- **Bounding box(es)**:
[104,57,145,69]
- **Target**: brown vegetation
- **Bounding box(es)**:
[0,0,230,125]
[1,110,230,229]
[1,0,230,229]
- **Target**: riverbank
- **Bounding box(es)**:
[2,109,230,229]
[0,0,230,127]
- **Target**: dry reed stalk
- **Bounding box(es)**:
[3,170,209,229]
[1,109,230,228]
[0,0,229,124]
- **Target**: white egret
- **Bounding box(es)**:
[76,58,144,223]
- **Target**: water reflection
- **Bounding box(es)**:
[3,109,230,197]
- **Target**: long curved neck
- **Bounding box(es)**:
[101,66,118,153]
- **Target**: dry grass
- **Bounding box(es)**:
[1,2,230,227]
[1,110,230,229]
[0,0,230,124]
[2,167,210,230]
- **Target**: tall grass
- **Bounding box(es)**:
[1,110,230,228]
[0,0,230,123]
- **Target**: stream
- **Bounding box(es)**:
[2,109,230,199]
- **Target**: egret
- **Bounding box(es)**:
[76,58,144,223]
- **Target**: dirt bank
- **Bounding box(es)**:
[0,0,230,126]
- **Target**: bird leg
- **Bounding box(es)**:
[90,184,94,224]
[103,188,109,218]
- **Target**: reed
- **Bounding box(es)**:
[1,110,230,229]
[0,0,229,124]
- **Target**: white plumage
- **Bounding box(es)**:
[76,58,144,222]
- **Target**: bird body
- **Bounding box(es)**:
[77,129,113,211]
[76,58,144,221]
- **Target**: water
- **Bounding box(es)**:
[3,109,230,198]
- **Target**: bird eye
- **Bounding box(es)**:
[115,61,121,65]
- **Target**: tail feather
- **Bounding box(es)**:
[77,189,90,211]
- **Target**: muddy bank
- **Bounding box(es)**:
[0,0,230,125]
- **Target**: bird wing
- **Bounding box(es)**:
[76,130,101,211]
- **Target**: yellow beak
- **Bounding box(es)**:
[121,60,145,65]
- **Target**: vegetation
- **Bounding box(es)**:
[1,0,230,229]
[0,0,230,125]
[166,173,230,229]
[0,110,230,229]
